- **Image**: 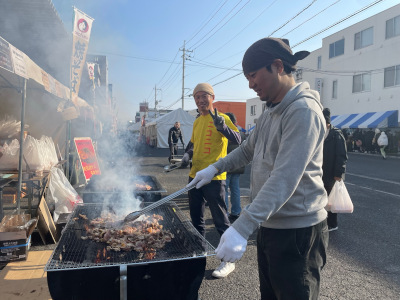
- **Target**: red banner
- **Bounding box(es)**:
[74,137,101,182]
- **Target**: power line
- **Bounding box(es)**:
[198,0,281,62]
[292,0,385,48]
[185,0,229,45]
[281,0,342,37]
[200,0,323,86]
[268,0,318,37]
[207,62,242,82]
[208,0,387,87]
[157,50,180,87]
[192,0,252,51]
[213,71,243,86]
[188,58,242,71]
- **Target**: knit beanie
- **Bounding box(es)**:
[193,83,214,97]
[322,108,331,124]
[242,37,310,74]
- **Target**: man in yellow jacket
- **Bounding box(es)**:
[181,83,241,278]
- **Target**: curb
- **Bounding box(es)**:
[347,151,400,159]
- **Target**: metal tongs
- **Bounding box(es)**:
[163,163,182,172]
[121,185,195,224]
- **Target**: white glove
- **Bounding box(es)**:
[215,226,247,262]
[181,153,190,168]
[186,165,218,189]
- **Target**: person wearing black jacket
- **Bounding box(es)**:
[168,121,184,162]
[322,108,348,231]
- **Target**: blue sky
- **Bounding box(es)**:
[52,0,399,123]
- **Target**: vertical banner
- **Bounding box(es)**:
[74,137,101,182]
[87,62,95,81]
[70,7,94,106]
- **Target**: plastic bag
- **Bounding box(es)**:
[46,167,82,222]
[23,135,45,171]
[0,139,20,170]
[326,181,354,213]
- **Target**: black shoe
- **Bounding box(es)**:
[228,214,239,223]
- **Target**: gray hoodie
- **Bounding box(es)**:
[213,82,328,240]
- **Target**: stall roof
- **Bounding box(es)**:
[331,110,398,129]
[0,0,71,86]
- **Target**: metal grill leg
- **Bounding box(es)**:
[120,264,128,300]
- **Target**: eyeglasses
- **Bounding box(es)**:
[194,93,212,101]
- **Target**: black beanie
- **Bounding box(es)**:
[242,37,310,74]
[323,108,331,124]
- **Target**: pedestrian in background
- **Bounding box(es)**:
[372,128,381,153]
[224,112,246,223]
[188,38,329,299]
[168,121,184,162]
[377,131,389,159]
[322,108,348,232]
[181,83,241,278]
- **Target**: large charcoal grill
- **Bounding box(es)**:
[45,202,214,300]
[82,174,167,203]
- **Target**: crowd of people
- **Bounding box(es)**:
[343,127,399,157]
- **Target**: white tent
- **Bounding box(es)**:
[146,108,195,148]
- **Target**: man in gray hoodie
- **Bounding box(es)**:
[188,37,329,299]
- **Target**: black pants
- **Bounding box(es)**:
[257,220,329,300]
[188,178,230,237]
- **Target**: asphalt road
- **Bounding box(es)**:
[132,145,400,300]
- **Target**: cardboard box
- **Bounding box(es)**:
[0,214,31,262]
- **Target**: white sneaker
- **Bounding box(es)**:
[212,261,235,278]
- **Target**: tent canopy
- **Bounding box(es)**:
[146,108,195,148]
[331,110,398,129]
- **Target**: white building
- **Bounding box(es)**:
[245,97,265,133]
[298,3,400,129]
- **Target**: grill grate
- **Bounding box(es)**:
[45,203,215,271]
[84,175,167,194]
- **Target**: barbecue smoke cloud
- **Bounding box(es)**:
[95,126,143,217]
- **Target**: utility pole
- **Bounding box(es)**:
[154,85,161,117]
[180,41,192,110]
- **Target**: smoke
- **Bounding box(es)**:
[94,124,143,217]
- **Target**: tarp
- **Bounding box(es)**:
[145,108,195,148]
[331,110,398,129]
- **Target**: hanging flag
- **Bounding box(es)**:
[87,62,95,80]
[70,7,94,106]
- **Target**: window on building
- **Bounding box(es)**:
[354,27,373,49]
[352,73,371,93]
[384,65,400,87]
[317,56,321,70]
[250,105,256,116]
[332,80,338,99]
[386,15,400,39]
[329,38,345,58]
